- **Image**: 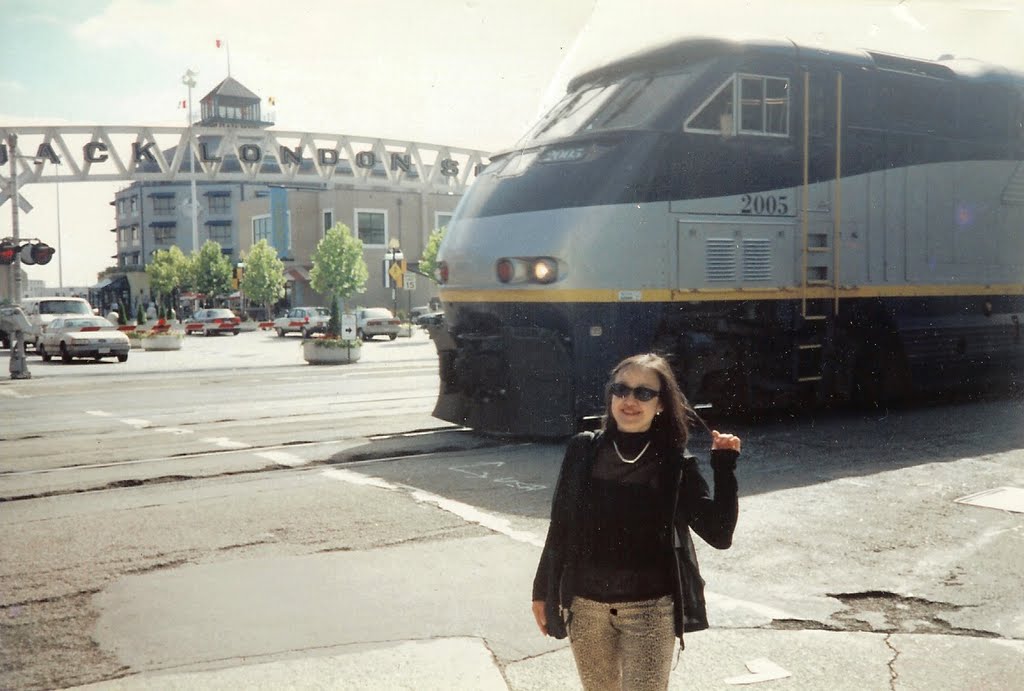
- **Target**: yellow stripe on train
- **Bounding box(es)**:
[439,284,1024,303]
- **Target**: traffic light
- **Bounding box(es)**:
[0,240,55,266]
[0,240,16,265]
[32,243,55,265]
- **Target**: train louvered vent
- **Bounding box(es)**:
[706,238,737,282]
[742,239,773,281]
[1002,161,1024,205]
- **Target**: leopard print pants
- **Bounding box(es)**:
[567,595,676,691]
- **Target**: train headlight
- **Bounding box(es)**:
[531,258,558,284]
[496,256,560,284]
[496,258,516,283]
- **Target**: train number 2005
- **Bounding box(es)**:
[740,193,790,215]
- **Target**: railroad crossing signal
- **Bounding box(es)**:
[0,239,54,265]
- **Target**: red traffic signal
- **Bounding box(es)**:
[0,241,55,266]
[29,242,55,266]
[0,240,16,265]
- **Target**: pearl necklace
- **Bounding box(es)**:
[612,439,651,464]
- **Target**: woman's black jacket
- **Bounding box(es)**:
[532,430,739,646]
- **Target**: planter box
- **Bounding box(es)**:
[302,340,361,365]
[142,334,184,351]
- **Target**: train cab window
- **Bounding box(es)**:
[686,74,789,137]
[685,77,734,133]
[740,75,789,135]
[583,72,697,132]
[517,84,619,146]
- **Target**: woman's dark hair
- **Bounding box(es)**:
[602,353,692,451]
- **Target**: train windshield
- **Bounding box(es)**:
[516,70,699,147]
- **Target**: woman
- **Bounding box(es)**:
[531,353,740,691]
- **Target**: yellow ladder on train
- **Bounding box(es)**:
[796,70,843,387]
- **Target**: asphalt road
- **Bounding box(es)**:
[1,329,1022,690]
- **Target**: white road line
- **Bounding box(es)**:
[410,489,545,548]
[705,592,795,620]
[256,450,308,467]
[120,418,152,428]
[321,468,396,489]
[201,437,249,449]
[319,467,545,548]
[86,410,112,416]
[0,389,28,399]
[151,427,195,435]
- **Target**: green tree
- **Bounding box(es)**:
[327,294,341,338]
[309,223,368,313]
[239,240,286,322]
[419,226,447,282]
[192,241,233,304]
[146,246,189,309]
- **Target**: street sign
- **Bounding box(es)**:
[341,314,356,340]
[388,261,404,288]
[403,273,416,291]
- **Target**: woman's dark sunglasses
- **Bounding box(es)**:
[609,382,661,402]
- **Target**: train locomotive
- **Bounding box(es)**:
[429,37,1024,437]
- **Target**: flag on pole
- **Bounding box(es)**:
[215,39,222,48]
[179,99,187,109]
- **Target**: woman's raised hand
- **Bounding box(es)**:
[711,430,741,452]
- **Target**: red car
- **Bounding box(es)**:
[184,308,241,336]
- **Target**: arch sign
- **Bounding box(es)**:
[0,126,490,205]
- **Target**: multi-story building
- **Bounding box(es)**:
[103,76,274,312]
[105,74,481,318]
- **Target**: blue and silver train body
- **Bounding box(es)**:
[431,38,1024,437]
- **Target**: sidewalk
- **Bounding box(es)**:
[71,628,1024,690]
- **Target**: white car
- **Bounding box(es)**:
[17,296,94,351]
[356,307,401,341]
[184,308,241,336]
[38,316,130,363]
[273,306,331,338]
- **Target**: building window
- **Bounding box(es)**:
[208,195,230,214]
[208,224,232,244]
[153,196,175,214]
[253,215,272,244]
[153,226,176,244]
[355,209,386,246]
[131,225,140,246]
[434,212,453,231]
[323,209,335,235]
[129,196,138,214]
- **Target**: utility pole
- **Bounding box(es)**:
[182,69,200,253]
[7,133,21,302]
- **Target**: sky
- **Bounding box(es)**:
[2,0,1022,289]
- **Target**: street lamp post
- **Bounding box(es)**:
[55,158,63,294]
[388,237,400,317]
[182,69,199,253]
[6,133,21,302]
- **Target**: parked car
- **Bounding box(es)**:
[356,307,401,341]
[273,306,331,338]
[17,296,94,351]
[409,305,434,322]
[416,311,445,328]
[37,316,130,363]
[184,308,241,336]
